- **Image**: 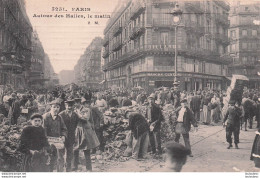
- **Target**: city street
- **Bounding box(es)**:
[78,124,259,172]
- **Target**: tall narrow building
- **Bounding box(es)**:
[228,3,260,88]
[0,0,33,89]
[102,0,232,92]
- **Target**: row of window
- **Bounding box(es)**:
[230,29,258,38]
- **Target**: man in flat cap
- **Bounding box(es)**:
[43,99,68,172]
[164,141,190,172]
[223,100,242,149]
[174,98,198,157]
[59,98,80,172]
[145,93,164,154]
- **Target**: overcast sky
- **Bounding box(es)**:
[25,0,119,74]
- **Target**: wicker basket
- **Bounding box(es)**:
[47,137,64,149]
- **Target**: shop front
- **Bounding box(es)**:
[132,72,227,93]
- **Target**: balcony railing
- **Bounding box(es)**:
[103,44,232,70]
[112,24,122,37]
[112,40,123,52]
[102,49,109,58]
[184,21,205,36]
[129,25,145,40]
[215,14,229,26]
[213,1,230,11]
[185,2,203,13]
[130,3,145,20]
[215,33,229,45]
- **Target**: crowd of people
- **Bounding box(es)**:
[0,85,260,172]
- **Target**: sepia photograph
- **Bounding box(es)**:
[0,0,260,175]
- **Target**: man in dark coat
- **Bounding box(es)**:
[242,97,255,130]
[126,111,149,160]
[190,91,201,122]
[8,93,21,125]
[174,99,198,157]
[43,99,68,172]
[223,100,242,149]
[250,128,260,168]
[145,93,164,154]
[59,99,80,172]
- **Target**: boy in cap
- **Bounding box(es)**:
[174,98,198,157]
[59,98,80,172]
[18,113,50,172]
[43,99,68,172]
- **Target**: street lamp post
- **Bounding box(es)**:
[169,3,183,91]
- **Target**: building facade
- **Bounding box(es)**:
[0,0,33,89]
[44,54,58,88]
[74,37,103,89]
[28,31,45,88]
[228,3,260,88]
[102,0,232,92]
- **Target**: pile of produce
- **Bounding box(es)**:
[161,104,176,143]
[0,120,30,171]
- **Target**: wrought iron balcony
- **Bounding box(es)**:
[102,49,109,58]
[112,24,122,37]
[129,25,145,40]
[112,40,123,52]
[130,3,145,20]
[185,2,204,13]
[103,36,109,47]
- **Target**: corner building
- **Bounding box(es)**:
[228,3,260,89]
[102,0,232,92]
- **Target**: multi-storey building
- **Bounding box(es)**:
[0,0,33,89]
[228,3,260,88]
[44,54,57,87]
[102,0,232,92]
[74,37,103,89]
[28,31,45,88]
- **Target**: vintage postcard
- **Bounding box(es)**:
[0,0,260,176]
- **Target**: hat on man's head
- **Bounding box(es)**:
[180,98,187,103]
[148,93,156,99]
[30,113,43,120]
[65,96,75,104]
[166,141,191,158]
[50,99,61,106]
